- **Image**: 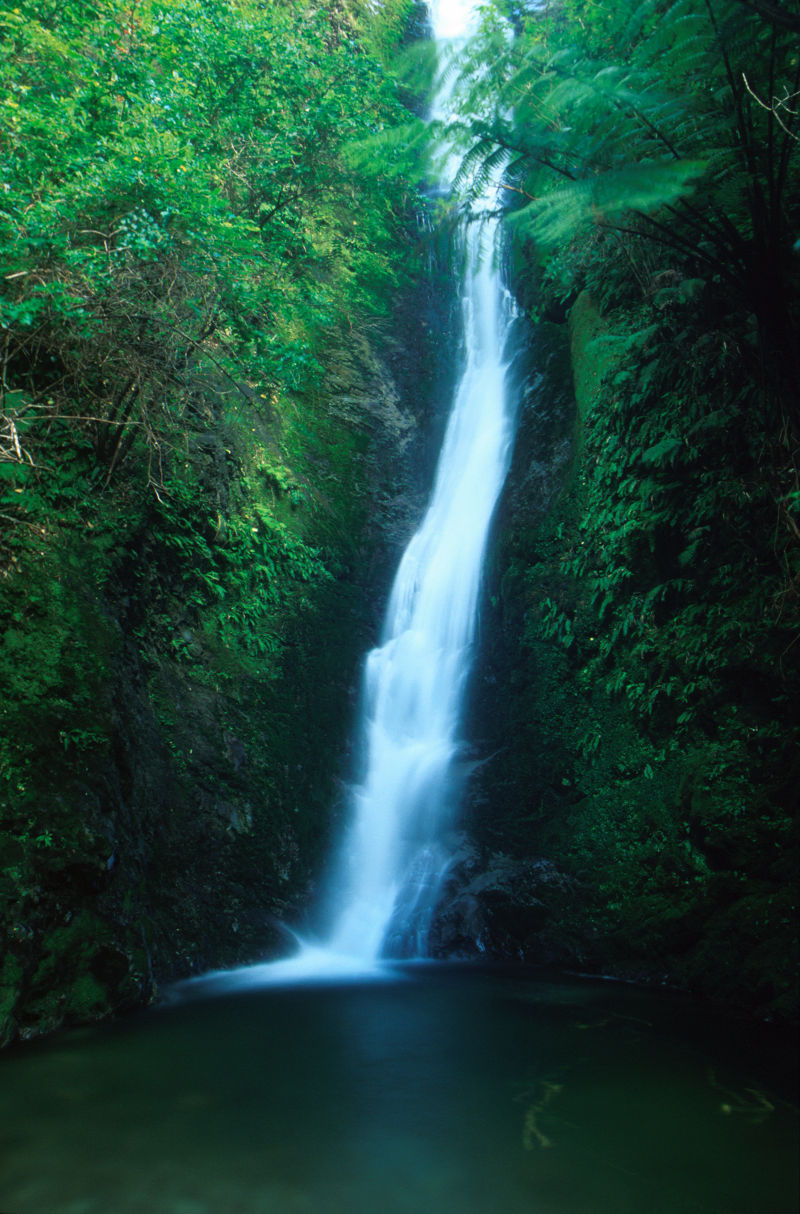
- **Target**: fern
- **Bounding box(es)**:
[509,158,706,248]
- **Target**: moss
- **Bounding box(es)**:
[32,913,111,986]
[0,955,24,1045]
[567,291,613,422]
[66,974,110,1020]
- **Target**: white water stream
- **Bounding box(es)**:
[180,0,517,993]
[320,0,517,964]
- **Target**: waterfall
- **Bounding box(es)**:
[177,0,518,994]
[320,0,517,964]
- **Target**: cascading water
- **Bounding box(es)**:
[319,0,518,964]
[178,0,518,993]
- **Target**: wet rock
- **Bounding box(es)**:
[222,730,247,773]
[215,799,253,835]
[430,841,575,961]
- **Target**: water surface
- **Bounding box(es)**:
[1,968,797,1214]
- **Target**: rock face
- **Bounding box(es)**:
[429,839,576,962]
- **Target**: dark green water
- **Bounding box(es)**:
[1,967,797,1214]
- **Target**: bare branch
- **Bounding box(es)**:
[742,72,800,141]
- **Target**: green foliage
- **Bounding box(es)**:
[499,278,799,1012]
[462,1,799,1012]
[0,0,434,1041]
[508,160,707,250]
[450,0,800,428]
[550,296,797,741]
[0,0,424,491]
[0,0,425,806]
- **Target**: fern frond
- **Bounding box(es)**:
[341,119,429,180]
[510,158,706,248]
[394,40,439,101]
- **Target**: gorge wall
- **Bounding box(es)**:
[0,272,457,1045]
[435,276,798,1024]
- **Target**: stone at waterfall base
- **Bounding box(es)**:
[428,842,578,963]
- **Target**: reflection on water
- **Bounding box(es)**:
[0,968,797,1214]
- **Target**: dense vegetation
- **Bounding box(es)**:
[0,0,434,1041]
[458,0,799,1017]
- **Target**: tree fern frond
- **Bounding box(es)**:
[452,139,508,197]
[620,0,663,46]
[394,40,439,100]
[341,120,429,180]
[510,158,706,249]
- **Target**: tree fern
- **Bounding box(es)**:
[451,0,799,425]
